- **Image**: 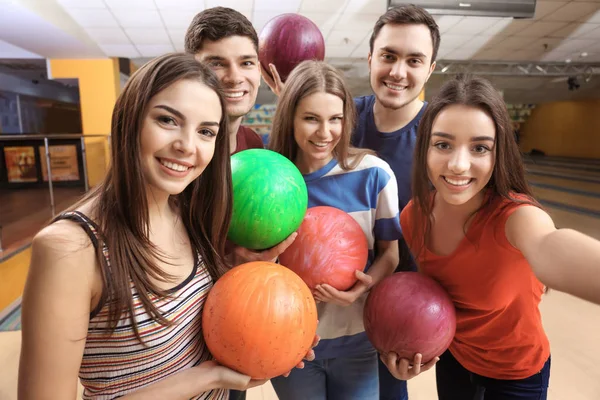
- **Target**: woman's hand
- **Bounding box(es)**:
[313,270,373,306]
[380,352,438,381]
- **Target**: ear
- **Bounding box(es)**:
[368,52,372,71]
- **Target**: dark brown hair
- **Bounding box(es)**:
[184,7,259,54]
[268,60,373,169]
[369,4,441,63]
[66,53,232,342]
[411,74,538,258]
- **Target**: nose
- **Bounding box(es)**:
[222,63,243,86]
[314,120,335,140]
[389,61,407,80]
[173,128,196,155]
[448,147,470,174]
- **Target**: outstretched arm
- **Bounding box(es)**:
[506,205,600,304]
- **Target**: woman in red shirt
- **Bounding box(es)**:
[395,74,600,399]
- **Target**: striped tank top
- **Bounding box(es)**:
[58,211,228,400]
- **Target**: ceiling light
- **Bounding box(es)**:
[565,59,572,63]
[459,3,471,7]
[581,52,588,57]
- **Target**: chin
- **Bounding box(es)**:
[227,104,252,119]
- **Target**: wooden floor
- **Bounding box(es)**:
[1,155,599,399]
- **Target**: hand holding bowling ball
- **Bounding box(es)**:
[313,270,373,306]
[258,13,325,82]
[379,351,439,381]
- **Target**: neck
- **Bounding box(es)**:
[435,190,487,223]
[228,115,243,154]
[294,153,333,175]
[146,187,175,230]
[373,98,424,132]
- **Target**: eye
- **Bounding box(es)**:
[242,61,255,67]
[209,61,224,68]
[158,115,176,125]
[381,53,395,62]
[409,59,423,65]
[473,144,491,154]
[331,116,343,122]
[434,142,450,150]
[199,128,216,137]
[304,116,318,121]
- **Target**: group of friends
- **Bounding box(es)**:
[17,4,600,400]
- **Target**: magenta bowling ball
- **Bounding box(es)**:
[364,272,456,363]
[258,13,325,82]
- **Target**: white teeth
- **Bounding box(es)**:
[310,141,329,148]
[384,82,406,91]
[444,177,471,186]
[160,159,190,172]
[224,91,244,98]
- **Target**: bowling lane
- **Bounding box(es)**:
[531,186,600,215]
[526,165,600,181]
[528,175,600,195]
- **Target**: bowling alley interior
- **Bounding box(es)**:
[1,0,600,399]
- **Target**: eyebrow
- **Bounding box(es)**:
[432,132,495,142]
[302,111,343,118]
[379,46,427,59]
[203,54,258,62]
[154,105,220,127]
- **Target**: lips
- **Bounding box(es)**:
[383,82,408,91]
[309,140,331,148]
[443,176,472,186]
[158,158,193,172]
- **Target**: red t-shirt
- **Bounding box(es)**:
[226,125,264,258]
[400,194,550,379]
[233,125,264,154]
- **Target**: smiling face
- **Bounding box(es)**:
[293,91,344,174]
[194,35,260,121]
[427,104,497,207]
[368,23,435,110]
[139,78,222,198]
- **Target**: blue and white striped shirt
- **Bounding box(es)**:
[303,154,402,359]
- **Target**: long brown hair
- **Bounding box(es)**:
[268,60,373,169]
[66,53,232,342]
[411,74,538,258]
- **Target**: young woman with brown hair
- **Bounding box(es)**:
[18,53,268,400]
[399,74,600,399]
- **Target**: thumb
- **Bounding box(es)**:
[355,270,373,286]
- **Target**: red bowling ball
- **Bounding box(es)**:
[364,272,456,363]
[279,206,368,291]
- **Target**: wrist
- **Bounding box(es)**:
[191,361,223,392]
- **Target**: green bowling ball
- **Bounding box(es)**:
[228,149,308,250]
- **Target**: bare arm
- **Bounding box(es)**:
[18,222,265,400]
[506,205,600,304]
[315,240,399,306]
[119,361,266,400]
[18,222,98,399]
